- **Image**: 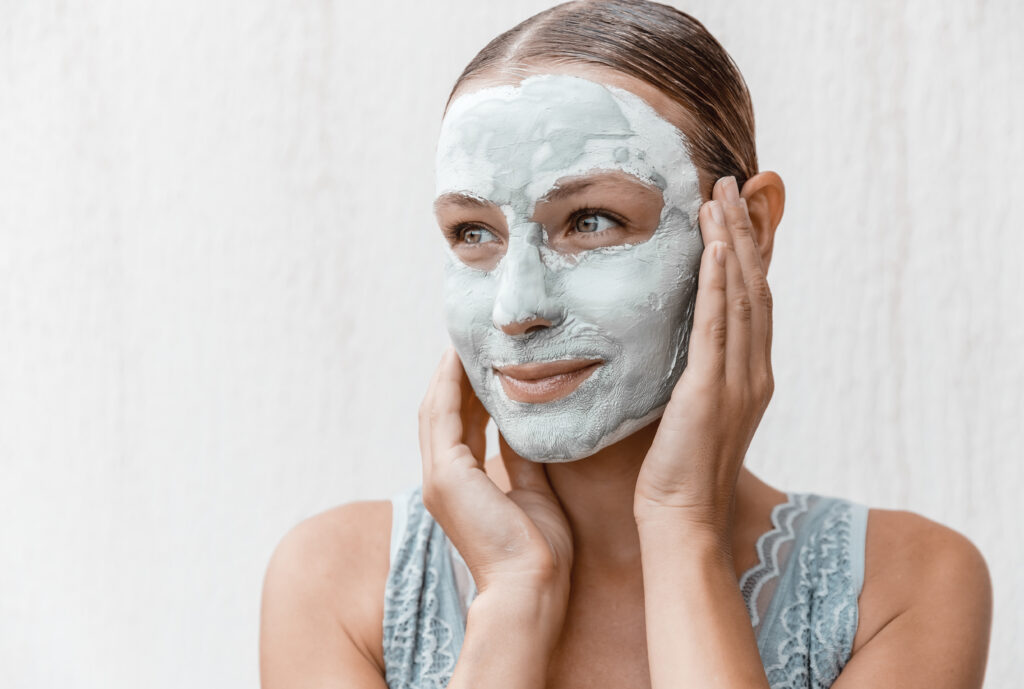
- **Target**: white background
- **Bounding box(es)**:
[2,1,1021,687]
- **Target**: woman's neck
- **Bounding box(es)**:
[485,418,774,577]
[544,421,658,571]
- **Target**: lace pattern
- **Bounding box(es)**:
[382,487,865,689]
[382,487,457,689]
[761,499,859,688]
[738,491,810,629]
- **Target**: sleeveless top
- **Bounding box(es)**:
[382,485,869,689]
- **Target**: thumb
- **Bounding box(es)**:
[499,433,556,496]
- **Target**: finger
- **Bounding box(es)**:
[698,196,732,248]
[499,433,557,497]
[721,240,751,385]
[714,177,766,279]
[429,347,483,471]
[715,177,771,374]
[456,354,489,461]
[419,348,451,485]
[685,236,729,384]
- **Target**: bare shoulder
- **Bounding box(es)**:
[837,506,992,687]
[260,499,393,688]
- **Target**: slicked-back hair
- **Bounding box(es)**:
[446,0,758,196]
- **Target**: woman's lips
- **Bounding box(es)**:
[494,359,603,404]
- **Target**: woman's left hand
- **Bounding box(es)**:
[634,175,774,542]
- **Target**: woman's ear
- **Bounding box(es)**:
[740,171,785,275]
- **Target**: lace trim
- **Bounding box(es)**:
[383,488,860,689]
[762,500,858,689]
[382,488,457,688]
[738,492,809,628]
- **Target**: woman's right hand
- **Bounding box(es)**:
[419,347,574,629]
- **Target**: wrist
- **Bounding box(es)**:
[634,492,734,536]
[635,512,734,564]
[448,590,564,689]
[468,585,567,651]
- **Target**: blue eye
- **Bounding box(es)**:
[574,213,618,233]
[460,226,497,245]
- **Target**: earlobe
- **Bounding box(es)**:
[740,171,785,273]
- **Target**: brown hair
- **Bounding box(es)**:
[446,0,757,197]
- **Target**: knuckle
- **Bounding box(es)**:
[732,219,753,236]
[725,206,753,233]
[748,276,772,309]
[708,316,728,349]
[731,294,753,320]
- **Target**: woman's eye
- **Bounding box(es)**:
[574,213,619,234]
[459,226,497,245]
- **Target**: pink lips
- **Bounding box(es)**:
[494,359,603,403]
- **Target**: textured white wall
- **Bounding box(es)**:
[1,1,1020,687]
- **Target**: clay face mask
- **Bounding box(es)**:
[435,73,704,462]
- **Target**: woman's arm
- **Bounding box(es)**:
[633,175,992,688]
[446,588,565,689]
[637,519,769,689]
[633,174,776,688]
[259,502,392,689]
[637,509,993,689]
[829,509,992,688]
[419,350,574,688]
[258,495,565,689]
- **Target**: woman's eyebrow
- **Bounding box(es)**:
[538,179,596,204]
[433,192,493,211]
[537,174,656,204]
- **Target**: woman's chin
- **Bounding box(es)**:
[494,403,667,464]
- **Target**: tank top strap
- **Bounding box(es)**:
[382,485,466,689]
[753,492,869,688]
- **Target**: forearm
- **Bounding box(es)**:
[447,588,562,689]
[637,519,770,689]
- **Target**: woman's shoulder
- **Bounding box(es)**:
[851,502,991,660]
[260,498,394,682]
[266,497,395,593]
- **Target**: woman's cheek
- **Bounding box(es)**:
[553,243,682,331]
[443,267,497,353]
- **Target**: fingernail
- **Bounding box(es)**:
[713,241,727,265]
[709,200,725,225]
[724,176,739,202]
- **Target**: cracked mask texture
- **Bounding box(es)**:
[436,74,704,462]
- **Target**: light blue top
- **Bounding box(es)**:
[382,486,869,689]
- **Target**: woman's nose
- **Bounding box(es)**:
[500,313,553,337]
[492,222,563,336]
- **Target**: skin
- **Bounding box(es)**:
[259,63,993,689]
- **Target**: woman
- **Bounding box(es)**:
[260,2,992,687]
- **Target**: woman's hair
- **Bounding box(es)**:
[446,0,757,196]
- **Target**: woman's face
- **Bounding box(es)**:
[434,70,704,462]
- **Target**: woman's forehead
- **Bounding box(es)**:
[435,71,697,208]
[446,62,693,135]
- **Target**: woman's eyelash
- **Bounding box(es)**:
[446,209,625,243]
[567,208,626,232]
[446,222,493,244]
[445,223,475,242]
